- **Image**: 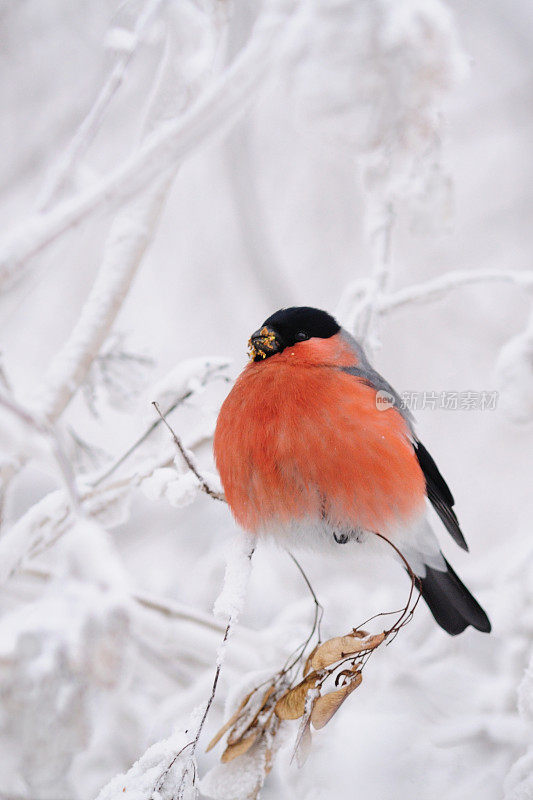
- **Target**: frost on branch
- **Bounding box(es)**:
[148,357,231,411]
[202,626,388,797]
[213,533,255,625]
[82,334,154,417]
[140,464,201,508]
[287,0,468,347]
[95,729,194,800]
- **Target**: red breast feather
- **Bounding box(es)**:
[214,336,426,536]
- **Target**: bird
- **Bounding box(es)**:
[214,306,491,635]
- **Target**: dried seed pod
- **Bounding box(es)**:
[303,644,319,677]
[206,689,255,752]
[221,729,259,763]
[274,673,320,720]
[310,672,363,729]
[264,716,281,775]
[310,632,385,670]
[227,685,276,745]
[293,718,313,768]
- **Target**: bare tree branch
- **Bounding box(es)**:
[37,0,164,213]
[35,172,175,424]
[379,268,533,313]
[0,0,299,286]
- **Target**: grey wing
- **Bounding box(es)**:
[339,330,415,429]
[339,330,468,551]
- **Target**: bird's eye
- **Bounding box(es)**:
[295,331,309,342]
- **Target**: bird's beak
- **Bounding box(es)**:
[247,326,283,361]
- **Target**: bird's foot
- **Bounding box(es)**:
[334,531,349,544]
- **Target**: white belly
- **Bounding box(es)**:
[256,506,445,577]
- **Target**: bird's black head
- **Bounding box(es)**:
[248,306,340,361]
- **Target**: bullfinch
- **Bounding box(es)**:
[214,306,491,635]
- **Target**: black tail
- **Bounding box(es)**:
[419,558,491,635]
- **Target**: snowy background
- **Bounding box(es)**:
[1,1,533,798]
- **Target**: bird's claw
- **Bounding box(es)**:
[334,531,349,544]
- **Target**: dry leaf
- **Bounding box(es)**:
[310,632,385,670]
[264,716,281,775]
[221,729,259,763]
[364,633,385,649]
[227,685,276,745]
[206,689,255,752]
[303,645,319,676]
[335,668,357,685]
[292,716,313,768]
[274,674,320,720]
[311,672,363,729]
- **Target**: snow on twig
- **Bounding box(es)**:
[213,534,255,625]
[36,0,164,214]
[0,0,299,285]
[92,358,230,487]
[337,266,533,355]
[378,268,533,313]
[347,202,396,346]
[94,727,193,800]
[154,535,255,799]
[34,173,175,424]
[0,421,212,586]
[30,9,226,425]
[152,401,225,501]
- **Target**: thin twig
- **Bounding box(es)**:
[283,551,324,673]
[155,540,255,794]
[92,393,194,487]
[152,401,225,501]
[154,619,232,797]
[371,531,422,635]
[37,0,164,212]
[0,0,298,282]
[36,172,175,425]
[92,363,229,487]
[379,268,533,314]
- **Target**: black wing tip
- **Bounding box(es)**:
[415,439,470,551]
[414,440,454,505]
[440,615,492,636]
[444,515,469,552]
[419,560,491,636]
[426,486,469,551]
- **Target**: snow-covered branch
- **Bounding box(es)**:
[34,173,175,423]
[152,401,225,501]
[0,416,214,585]
[379,268,533,314]
[36,0,164,214]
[31,13,222,424]
[0,0,298,287]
